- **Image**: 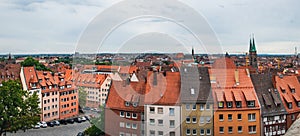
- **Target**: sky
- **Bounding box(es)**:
[0,0,299,54]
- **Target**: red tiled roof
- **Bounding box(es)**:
[242,90,256,101]
[215,91,224,101]
[224,90,233,101]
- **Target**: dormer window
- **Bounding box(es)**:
[42,86,46,90]
[288,102,292,109]
[247,101,255,107]
[60,86,65,90]
[191,88,195,95]
[227,102,233,108]
[218,102,224,108]
[49,86,52,89]
[67,85,71,88]
[291,89,295,93]
[297,102,300,107]
[236,101,242,108]
[132,102,138,107]
[125,101,130,107]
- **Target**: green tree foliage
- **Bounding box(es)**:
[78,87,87,107]
[21,57,51,71]
[85,106,105,136]
[0,80,40,135]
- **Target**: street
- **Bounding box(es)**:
[6,121,91,136]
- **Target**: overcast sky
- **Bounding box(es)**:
[0,0,299,54]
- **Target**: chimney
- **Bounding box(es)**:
[153,71,157,86]
[235,69,239,86]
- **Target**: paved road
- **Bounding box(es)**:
[6,121,91,136]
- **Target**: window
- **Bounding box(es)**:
[192,129,197,135]
[158,131,163,136]
[150,107,155,113]
[119,132,125,136]
[206,104,210,110]
[248,125,256,134]
[247,101,255,107]
[200,104,204,110]
[191,88,195,94]
[120,122,124,128]
[200,129,205,135]
[150,130,155,136]
[132,113,137,119]
[228,114,233,121]
[186,116,191,123]
[192,117,197,123]
[219,127,224,133]
[238,126,243,133]
[158,107,163,114]
[192,104,197,110]
[132,123,137,129]
[206,129,211,135]
[227,102,233,108]
[158,119,163,126]
[169,132,175,136]
[248,113,256,121]
[201,116,208,123]
[169,108,175,116]
[186,129,191,135]
[150,119,155,125]
[238,114,242,120]
[219,114,224,121]
[126,123,131,128]
[298,101,300,107]
[126,112,131,118]
[228,126,233,133]
[236,101,242,108]
[288,103,292,109]
[291,114,295,120]
[186,104,190,110]
[200,117,205,124]
[170,120,175,128]
[132,102,138,107]
[218,102,224,108]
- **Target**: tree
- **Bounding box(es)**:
[78,87,87,107]
[21,57,51,71]
[85,105,105,136]
[0,80,40,135]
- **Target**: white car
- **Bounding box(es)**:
[40,121,47,128]
[33,122,41,129]
[81,116,87,122]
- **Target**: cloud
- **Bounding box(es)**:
[0,0,299,54]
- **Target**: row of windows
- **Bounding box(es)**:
[186,116,211,124]
[149,131,175,136]
[186,128,211,135]
[43,105,58,110]
[44,98,58,104]
[149,107,175,116]
[149,119,175,128]
[60,90,76,96]
[218,101,255,108]
[218,113,256,121]
[43,92,58,97]
[43,111,58,118]
[218,126,256,134]
[61,108,77,115]
[119,122,137,129]
[119,132,137,136]
[120,111,138,119]
[185,104,211,111]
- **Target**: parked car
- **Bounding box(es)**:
[84,115,90,121]
[47,121,55,127]
[77,132,84,136]
[83,107,91,110]
[67,118,74,124]
[81,116,87,122]
[40,121,47,128]
[74,117,82,123]
[59,119,67,125]
[52,120,60,126]
[33,122,41,129]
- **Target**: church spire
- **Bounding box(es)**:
[250,34,256,52]
[192,46,194,59]
[249,34,253,52]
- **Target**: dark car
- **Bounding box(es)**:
[52,120,60,126]
[59,119,68,125]
[83,107,91,111]
[84,115,90,121]
[74,117,82,123]
[46,122,54,127]
[77,132,84,136]
[67,118,74,124]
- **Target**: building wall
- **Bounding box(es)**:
[59,88,78,119]
[262,114,287,136]
[214,109,261,136]
[105,109,142,136]
[85,87,100,108]
[145,105,181,136]
[42,91,60,122]
[181,103,214,136]
[287,112,299,129]
[100,76,111,106]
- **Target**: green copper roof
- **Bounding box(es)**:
[250,38,256,52]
